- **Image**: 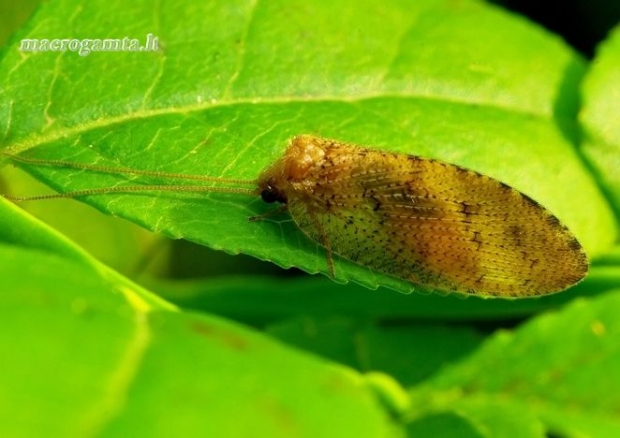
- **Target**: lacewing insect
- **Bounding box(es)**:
[3,135,588,298]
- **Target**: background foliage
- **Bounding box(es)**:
[0,0,619,436]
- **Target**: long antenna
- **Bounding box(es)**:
[4,153,257,185]
[2,153,259,202]
[3,185,258,202]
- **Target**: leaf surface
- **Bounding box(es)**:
[0,199,401,438]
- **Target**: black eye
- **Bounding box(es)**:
[260,188,279,204]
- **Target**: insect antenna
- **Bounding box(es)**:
[2,153,259,202]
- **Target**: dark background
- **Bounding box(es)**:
[492,0,620,57]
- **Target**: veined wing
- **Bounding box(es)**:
[288,148,586,297]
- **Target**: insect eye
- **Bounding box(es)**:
[260,187,280,204]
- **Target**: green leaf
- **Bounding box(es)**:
[407,290,620,437]
[265,317,484,386]
[0,198,403,437]
[0,0,614,294]
[408,399,546,438]
[152,263,620,325]
[406,411,482,438]
[581,23,620,215]
[2,163,166,275]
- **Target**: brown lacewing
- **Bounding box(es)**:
[2,135,588,297]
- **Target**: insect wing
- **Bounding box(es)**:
[287,147,586,297]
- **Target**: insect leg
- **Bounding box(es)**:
[308,209,335,278]
[248,204,288,222]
